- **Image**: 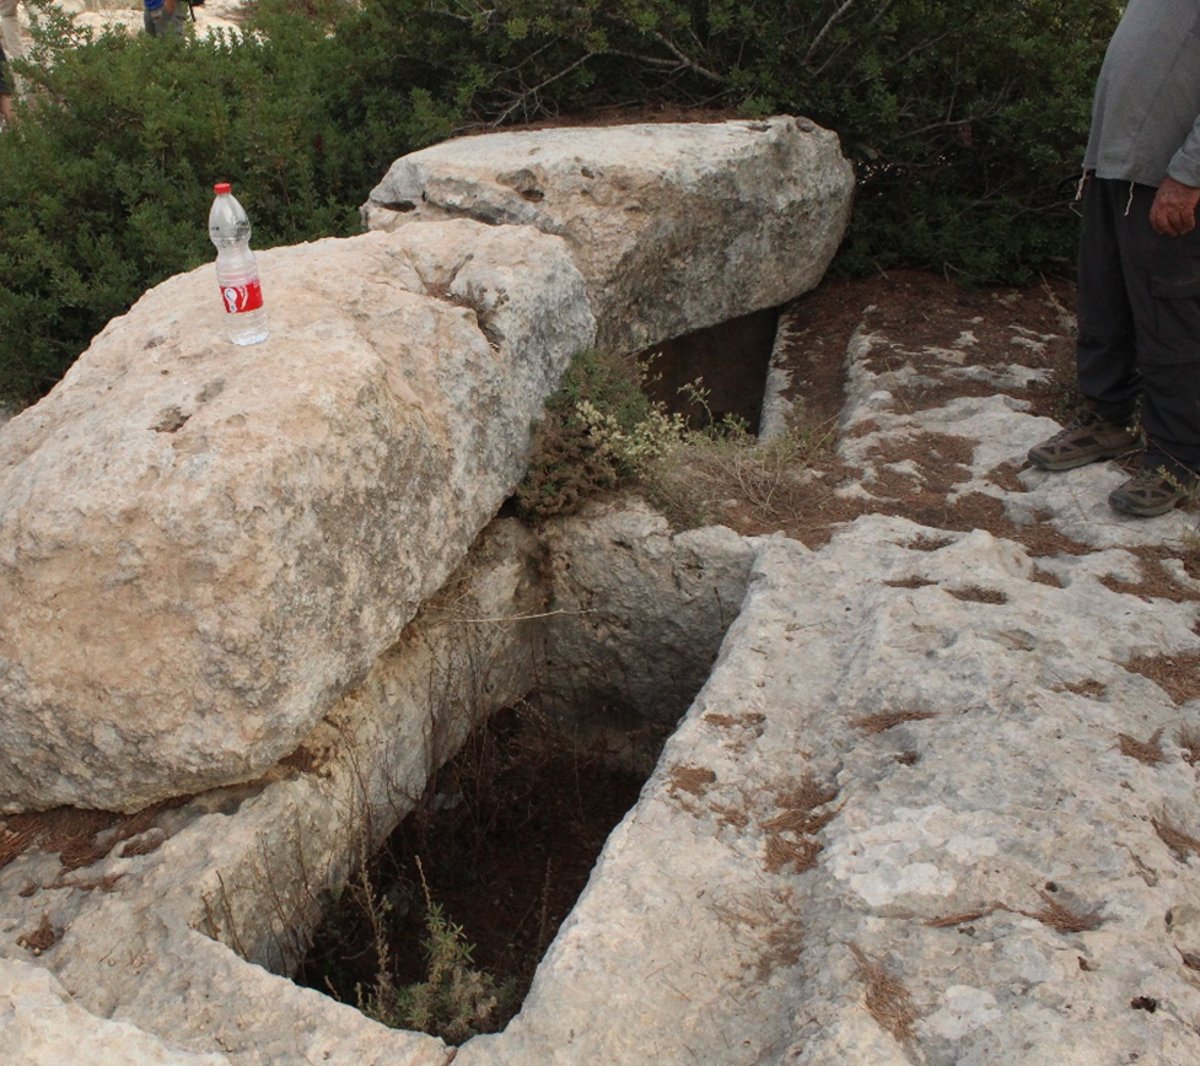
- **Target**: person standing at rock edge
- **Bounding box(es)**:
[1027,0,1200,517]
[143,0,190,37]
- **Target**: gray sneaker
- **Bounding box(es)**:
[1027,409,1141,471]
[1109,465,1198,518]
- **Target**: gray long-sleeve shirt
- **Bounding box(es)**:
[1084,0,1200,187]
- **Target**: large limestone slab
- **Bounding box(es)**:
[0,220,594,812]
[364,116,853,354]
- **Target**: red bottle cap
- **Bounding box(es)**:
[213,182,232,194]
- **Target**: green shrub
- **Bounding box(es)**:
[0,0,1122,404]
[0,1,441,404]
[354,859,515,1043]
[0,8,329,400]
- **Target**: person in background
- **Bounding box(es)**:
[0,42,13,130]
[0,0,25,65]
[1027,0,1200,518]
[144,0,190,37]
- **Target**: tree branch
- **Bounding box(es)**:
[487,51,598,127]
[804,0,859,68]
[606,15,727,84]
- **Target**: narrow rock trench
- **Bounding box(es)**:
[291,316,781,1040]
[227,504,756,1044]
[639,306,779,431]
[294,699,666,1038]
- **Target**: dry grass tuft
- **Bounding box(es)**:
[925,908,994,928]
[773,777,839,814]
[45,873,124,893]
[701,711,767,754]
[984,461,1026,493]
[1055,678,1107,700]
[711,890,806,981]
[119,834,165,859]
[1017,890,1104,934]
[1031,566,1066,588]
[711,803,751,830]
[762,806,838,836]
[755,920,806,981]
[0,798,188,874]
[702,713,740,728]
[885,576,936,589]
[18,808,116,872]
[853,710,939,734]
[758,777,837,874]
[948,586,1008,604]
[1153,815,1200,862]
[907,534,954,552]
[1099,550,1200,603]
[849,943,918,1047]
[1117,728,1165,766]
[0,820,40,871]
[761,777,839,835]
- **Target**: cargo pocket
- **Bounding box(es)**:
[1150,265,1200,359]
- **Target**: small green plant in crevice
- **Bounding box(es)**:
[356,858,516,1044]
[519,348,839,528]
[517,348,687,520]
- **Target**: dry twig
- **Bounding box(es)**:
[1016,891,1104,934]
[852,710,938,734]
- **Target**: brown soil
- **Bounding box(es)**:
[685,268,1090,550]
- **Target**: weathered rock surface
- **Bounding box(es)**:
[537,500,754,733]
[364,116,853,355]
[0,957,229,1065]
[6,281,1199,1064]
[4,122,1199,1065]
[0,220,594,812]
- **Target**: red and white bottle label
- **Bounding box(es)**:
[219,279,264,315]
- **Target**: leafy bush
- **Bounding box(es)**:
[0,8,324,399]
[355,859,515,1044]
[0,0,443,404]
[0,0,1122,404]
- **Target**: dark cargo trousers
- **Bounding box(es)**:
[1076,177,1200,480]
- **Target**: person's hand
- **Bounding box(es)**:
[1150,176,1200,236]
[164,0,176,13]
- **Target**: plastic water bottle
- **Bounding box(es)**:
[209,182,269,345]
